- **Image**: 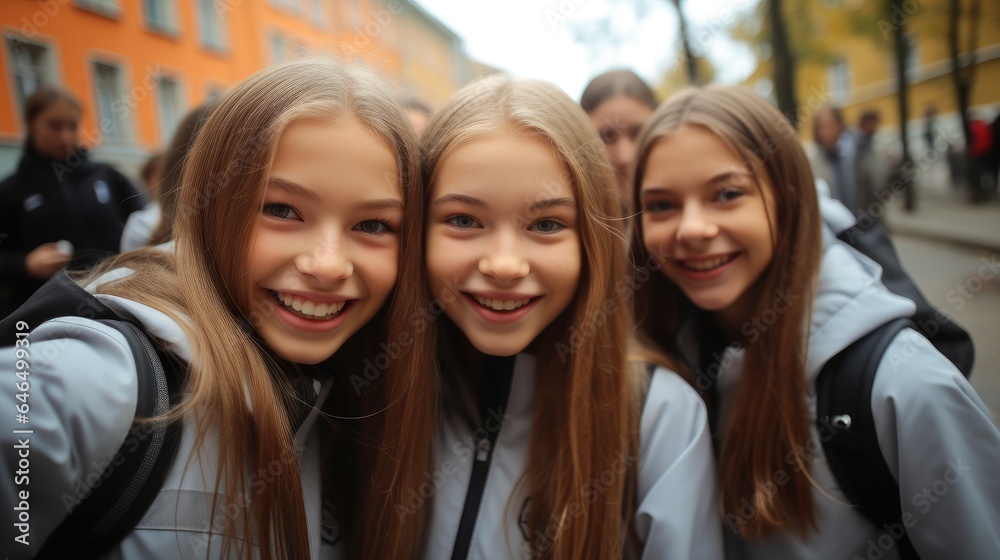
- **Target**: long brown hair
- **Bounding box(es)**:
[364,76,641,559]
[148,101,218,246]
[631,85,823,538]
[80,59,418,559]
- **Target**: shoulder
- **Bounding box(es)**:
[0,317,140,550]
[870,326,995,469]
[11,316,140,425]
[639,366,712,465]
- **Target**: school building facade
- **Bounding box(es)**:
[0,0,479,179]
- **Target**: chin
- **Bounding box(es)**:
[466,336,527,358]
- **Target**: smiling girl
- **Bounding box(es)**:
[363,77,722,559]
[0,60,416,559]
[632,85,1000,558]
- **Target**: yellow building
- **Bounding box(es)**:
[745,0,1000,146]
[0,0,469,177]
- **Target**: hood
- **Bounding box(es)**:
[84,267,195,364]
[804,196,916,383]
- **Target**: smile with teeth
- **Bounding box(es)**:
[472,295,533,312]
[679,254,737,271]
[271,290,347,320]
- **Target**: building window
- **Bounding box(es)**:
[270,33,287,63]
[155,74,182,144]
[270,0,301,12]
[349,0,361,30]
[144,0,178,34]
[75,0,121,17]
[5,37,56,114]
[827,57,851,105]
[311,0,325,26]
[92,61,129,141]
[196,0,227,52]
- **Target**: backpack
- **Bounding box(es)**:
[0,270,183,559]
[815,218,975,560]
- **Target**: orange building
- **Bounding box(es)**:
[0,0,468,178]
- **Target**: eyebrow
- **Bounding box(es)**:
[642,171,753,195]
[528,197,575,211]
[433,194,487,208]
[354,198,404,211]
[269,179,402,210]
[267,178,320,203]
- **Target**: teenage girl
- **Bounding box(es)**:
[0,59,417,559]
[363,77,722,559]
[0,87,144,316]
[580,69,658,189]
[631,85,1000,558]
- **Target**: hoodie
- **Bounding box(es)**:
[710,198,1000,559]
[0,269,332,559]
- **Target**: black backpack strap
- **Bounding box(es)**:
[816,318,920,560]
[837,220,974,377]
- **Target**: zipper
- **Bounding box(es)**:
[450,355,516,560]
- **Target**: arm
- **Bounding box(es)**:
[0,189,30,283]
[107,167,146,217]
[872,328,1000,559]
[636,368,723,560]
[0,317,138,557]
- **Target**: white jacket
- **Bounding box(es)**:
[0,270,332,559]
[420,353,723,559]
[703,199,1000,559]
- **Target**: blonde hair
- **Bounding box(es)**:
[631,85,823,538]
[81,59,418,559]
[364,76,644,559]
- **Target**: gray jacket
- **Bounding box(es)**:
[715,199,1000,559]
[0,270,332,559]
[420,353,724,559]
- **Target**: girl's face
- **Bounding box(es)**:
[640,125,776,331]
[30,100,80,161]
[426,131,581,357]
[588,94,654,188]
[247,117,403,364]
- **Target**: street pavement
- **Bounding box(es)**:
[884,184,999,425]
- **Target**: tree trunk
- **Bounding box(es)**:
[892,0,915,211]
[769,0,798,128]
[949,0,982,200]
[672,0,699,85]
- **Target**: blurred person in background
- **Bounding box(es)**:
[854,109,886,218]
[120,102,216,251]
[580,69,658,190]
[0,86,143,317]
[806,105,858,212]
[119,151,164,252]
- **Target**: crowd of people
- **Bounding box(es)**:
[1,60,998,560]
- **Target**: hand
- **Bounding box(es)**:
[25,243,72,280]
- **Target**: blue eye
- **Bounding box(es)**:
[528,219,564,234]
[447,215,481,229]
[354,219,394,236]
[263,203,301,221]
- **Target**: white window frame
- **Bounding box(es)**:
[827,57,851,106]
[195,0,228,53]
[154,73,184,145]
[4,35,58,118]
[91,59,133,143]
[75,0,121,18]
[143,0,179,35]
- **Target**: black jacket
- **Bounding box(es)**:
[0,146,144,316]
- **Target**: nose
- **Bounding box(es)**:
[478,233,529,284]
[676,205,719,245]
[295,234,353,285]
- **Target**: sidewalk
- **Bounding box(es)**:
[884,189,1000,252]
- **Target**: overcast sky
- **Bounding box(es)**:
[416,0,759,101]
